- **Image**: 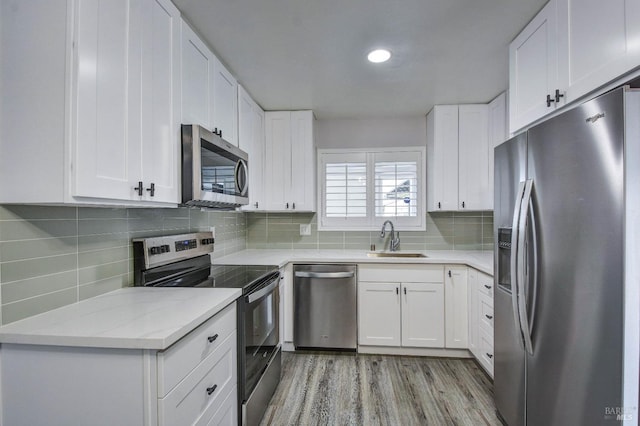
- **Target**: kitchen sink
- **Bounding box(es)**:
[367,252,427,258]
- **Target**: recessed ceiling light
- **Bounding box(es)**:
[367,49,391,63]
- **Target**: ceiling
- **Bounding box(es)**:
[174,0,547,119]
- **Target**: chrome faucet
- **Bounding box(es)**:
[380,220,400,252]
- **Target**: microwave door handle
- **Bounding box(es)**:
[511,181,526,350]
[235,159,248,196]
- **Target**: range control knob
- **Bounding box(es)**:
[149,246,160,255]
[201,238,215,245]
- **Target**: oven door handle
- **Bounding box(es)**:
[247,278,279,304]
[294,271,355,279]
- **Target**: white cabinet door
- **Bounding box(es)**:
[264,111,291,210]
[444,266,468,349]
[181,20,214,129]
[401,282,445,348]
[289,110,315,212]
[358,282,401,346]
[557,0,637,103]
[467,268,479,356]
[238,86,265,211]
[426,105,458,211]
[509,0,561,134]
[458,105,489,210]
[73,0,137,200]
[487,92,507,209]
[212,57,238,146]
[138,0,180,203]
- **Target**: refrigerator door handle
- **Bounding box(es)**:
[510,181,527,350]
[517,179,535,355]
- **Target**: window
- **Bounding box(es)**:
[318,148,426,230]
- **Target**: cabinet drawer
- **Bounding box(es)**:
[479,295,494,333]
[199,384,237,426]
[159,331,237,426]
[478,272,494,299]
[478,327,494,376]
[358,264,443,283]
[158,303,236,396]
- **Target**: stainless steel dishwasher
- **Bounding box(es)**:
[293,264,357,350]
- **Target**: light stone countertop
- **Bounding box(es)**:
[213,249,494,276]
[0,287,241,350]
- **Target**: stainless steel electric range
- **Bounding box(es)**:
[133,232,281,426]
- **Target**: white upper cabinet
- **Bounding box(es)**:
[427,105,459,212]
[458,105,490,211]
[264,110,316,212]
[557,0,640,102]
[487,92,508,209]
[427,104,490,212]
[181,20,214,129]
[510,0,640,133]
[509,0,561,134]
[212,58,238,146]
[180,20,238,146]
[238,85,265,211]
[1,0,181,206]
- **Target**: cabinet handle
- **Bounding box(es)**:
[546,94,554,108]
[292,202,296,210]
[438,202,441,209]
[396,287,399,295]
[484,285,492,290]
[462,201,465,208]
[554,89,564,103]
[404,287,407,295]
[485,315,493,320]
[486,353,493,359]
[207,334,219,343]
[448,270,452,278]
[134,181,144,196]
[254,202,259,209]
[286,202,289,209]
[146,183,155,197]
[206,384,218,395]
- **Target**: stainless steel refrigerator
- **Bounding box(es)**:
[494,87,640,426]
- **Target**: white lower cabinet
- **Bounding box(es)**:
[444,266,468,349]
[0,303,237,425]
[358,265,445,348]
[467,268,494,377]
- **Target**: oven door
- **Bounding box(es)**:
[241,276,280,401]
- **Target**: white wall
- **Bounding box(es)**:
[315,117,426,149]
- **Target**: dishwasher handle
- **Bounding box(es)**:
[294,271,355,279]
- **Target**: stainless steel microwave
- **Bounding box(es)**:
[181,124,249,208]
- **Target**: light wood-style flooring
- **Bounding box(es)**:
[260,352,501,426]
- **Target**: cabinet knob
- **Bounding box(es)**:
[146,183,155,197]
[206,384,218,395]
[134,181,143,196]
[485,315,493,320]
[207,334,219,343]
[546,94,554,108]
